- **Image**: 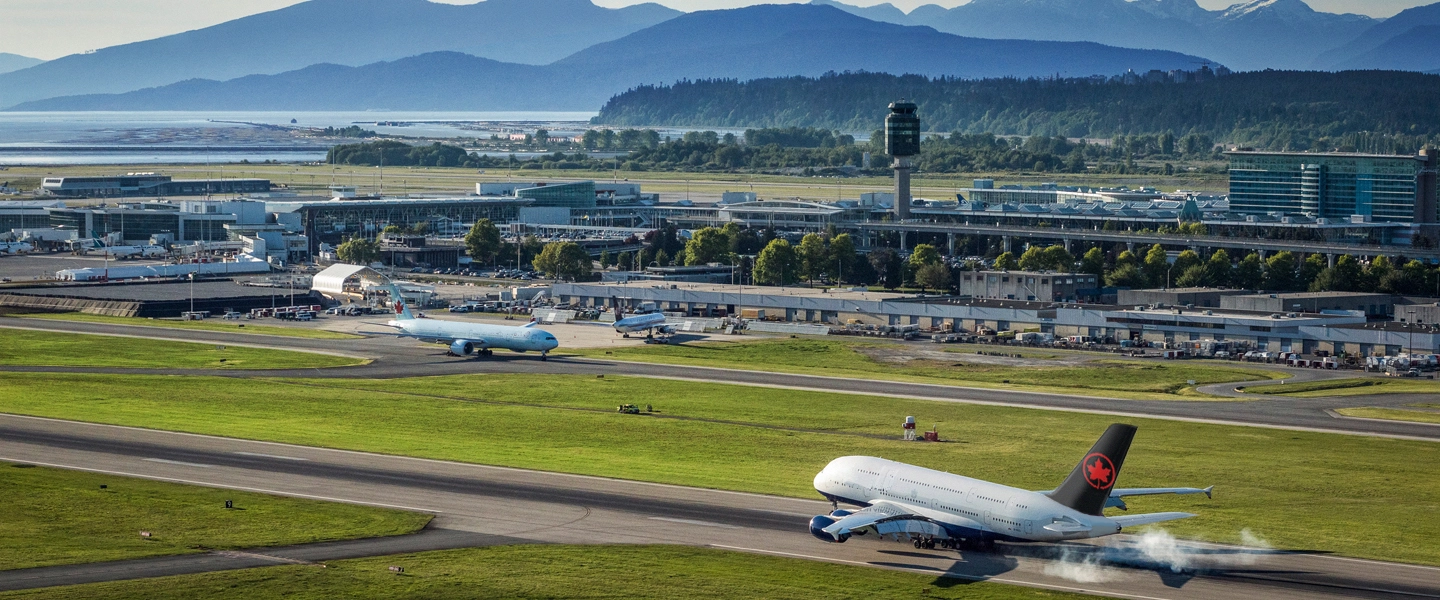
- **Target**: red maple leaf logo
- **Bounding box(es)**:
[1083,453,1115,489]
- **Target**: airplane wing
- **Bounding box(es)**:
[820,500,951,540]
[1111,512,1196,529]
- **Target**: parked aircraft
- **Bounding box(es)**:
[809,424,1211,550]
[0,241,33,255]
[383,284,559,360]
[84,237,165,259]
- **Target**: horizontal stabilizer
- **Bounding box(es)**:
[1111,512,1196,529]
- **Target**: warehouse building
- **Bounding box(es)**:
[551,281,1439,354]
[1219,291,1394,318]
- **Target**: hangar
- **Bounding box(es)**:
[311,263,386,300]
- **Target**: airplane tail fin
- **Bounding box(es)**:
[1047,423,1137,516]
[386,283,415,320]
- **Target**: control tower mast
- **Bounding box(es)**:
[885,100,920,220]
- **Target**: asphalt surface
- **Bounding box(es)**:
[0,528,518,592]
[4,317,1440,598]
[3,318,1439,441]
[3,414,1439,599]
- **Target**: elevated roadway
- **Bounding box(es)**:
[851,222,1440,262]
[1,414,1437,599]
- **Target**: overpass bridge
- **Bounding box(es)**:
[849,222,1440,264]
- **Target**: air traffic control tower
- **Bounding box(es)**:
[886,100,920,220]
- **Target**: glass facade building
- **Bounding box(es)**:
[516,181,596,209]
[1228,151,1437,224]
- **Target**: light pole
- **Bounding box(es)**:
[188,272,195,315]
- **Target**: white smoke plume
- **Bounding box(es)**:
[1041,543,1118,583]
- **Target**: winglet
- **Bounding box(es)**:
[522,316,538,328]
[1203,486,1214,499]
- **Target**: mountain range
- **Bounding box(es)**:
[4,0,1439,112]
[0,53,42,76]
[813,0,1440,72]
[8,5,1211,112]
[0,0,679,109]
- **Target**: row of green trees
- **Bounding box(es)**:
[995,243,1440,296]
[596,71,1440,151]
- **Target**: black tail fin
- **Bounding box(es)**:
[1047,424,1137,516]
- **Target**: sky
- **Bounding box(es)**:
[2,0,1431,60]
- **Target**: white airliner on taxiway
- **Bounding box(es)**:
[383,284,559,360]
[610,309,675,339]
[810,424,1212,550]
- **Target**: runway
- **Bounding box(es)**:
[3,317,1439,441]
[1,413,1437,599]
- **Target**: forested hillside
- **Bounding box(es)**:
[595,70,1440,151]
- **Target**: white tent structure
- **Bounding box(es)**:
[311,263,385,299]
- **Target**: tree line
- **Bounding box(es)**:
[594,70,1440,152]
[358,219,1440,297]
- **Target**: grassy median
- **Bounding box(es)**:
[571,338,1282,399]
[0,464,430,570]
[0,545,1099,600]
[1248,377,1440,397]
[0,329,363,369]
[0,372,1435,566]
[12,312,361,340]
[1336,407,1440,424]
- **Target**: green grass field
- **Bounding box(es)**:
[0,545,1098,600]
[0,464,430,570]
[0,372,1435,566]
[1336,407,1440,424]
[1248,378,1440,397]
[12,312,361,340]
[571,339,1282,400]
[0,329,363,369]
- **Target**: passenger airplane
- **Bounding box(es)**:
[0,241,33,255]
[809,424,1211,550]
[611,309,675,339]
[383,284,559,360]
[84,237,165,259]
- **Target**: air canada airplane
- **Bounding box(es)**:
[810,424,1212,550]
[383,284,559,360]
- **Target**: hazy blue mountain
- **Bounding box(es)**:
[553,4,1212,81]
[9,5,1217,112]
[1325,25,1440,72]
[806,0,914,24]
[8,53,573,112]
[0,0,678,109]
[0,53,42,75]
[1315,2,1440,70]
[834,0,1376,71]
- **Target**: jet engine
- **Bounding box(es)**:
[808,514,850,543]
[450,340,476,356]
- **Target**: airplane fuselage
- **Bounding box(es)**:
[387,316,559,354]
[613,312,668,334]
[813,456,1121,543]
